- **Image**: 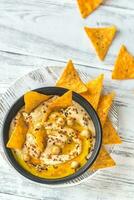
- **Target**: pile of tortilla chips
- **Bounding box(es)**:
[56,60,122,171]
[76,0,134,79]
[8,60,122,171]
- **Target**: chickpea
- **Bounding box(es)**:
[67,137,72,144]
[50,112,59,120]
[23,154,30,162]
[67,117,74,126]
[22,112,28,120]
[71,161,80,169]
[80,129,90,138]
[51,145,61,155]
[56,117,65,126]
[35,123,42,129]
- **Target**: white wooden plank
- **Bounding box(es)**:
[0,51,133,107]
[103,0,134,10]
[0,51,63,94]
[0,193,35,200]
[0,1,134,70]
[0,0,134,11]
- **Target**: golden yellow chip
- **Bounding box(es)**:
[90,146,116,171]
[50,90,72,109]
[103,118,122,145]
[81,74,104,110]
[77,0,103,18]
[32,127,47,152]
[43,90,72,121]
[7,114,28,149]
[97,92,115,127]
[56,60,87,93]
[84,26,117,60]
[24,91,50,113]
[112,45,134,79]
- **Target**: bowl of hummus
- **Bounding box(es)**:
[2,87,102,184]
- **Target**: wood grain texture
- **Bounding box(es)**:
[0,51,63,94]
[0,51,134,107]
[104,0,134,10]
[0,0,134,70]
[0,193,34,200]
[0,1,134,200]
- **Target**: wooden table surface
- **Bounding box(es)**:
[0,1,134,200]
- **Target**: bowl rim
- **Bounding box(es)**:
[2,86,102,184]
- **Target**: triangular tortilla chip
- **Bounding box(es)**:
[7,114,28,149]
[24,91,50,113]
[56,60,87,93]
[97,92,115,127]
[43,90,73,121]
[50,90,72,110]
[81,74,104,110]
[90,146,116,171]
[103,118,122,145]
[77,0,103,18]
[84,26,117,60]
[112,45,134,79]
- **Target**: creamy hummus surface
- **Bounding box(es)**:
[10,96,96,179]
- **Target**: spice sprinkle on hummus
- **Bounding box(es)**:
[7,91,96,179]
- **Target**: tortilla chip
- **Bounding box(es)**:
[90,146,116,171]
[77,0,103,18]
[50,90,72,109]
[43,90,72,121]
[84,26,117,60]
[56,60,87,93]
[6,114,28,149]
[103,118,122,145]
[24,91,50,113]
[32,127,47,152]
[97,92,115,127]
[81,74,104,110]
[112,45,134,79]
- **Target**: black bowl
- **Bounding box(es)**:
[2,87,102,184]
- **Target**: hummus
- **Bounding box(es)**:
[10,96,96,179]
